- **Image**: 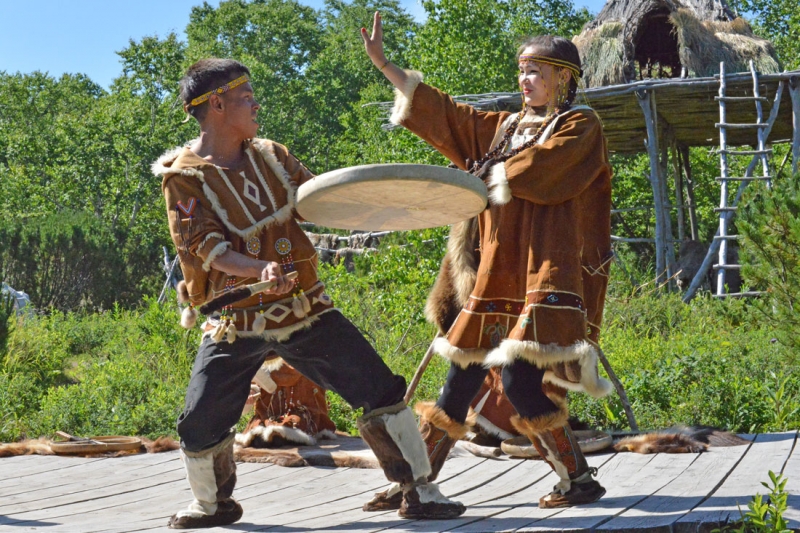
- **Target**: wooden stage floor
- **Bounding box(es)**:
[1,431,798,532]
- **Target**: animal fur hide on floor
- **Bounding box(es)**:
[0,436,180,458]
[234,433,380,468]
[613,426,752,454]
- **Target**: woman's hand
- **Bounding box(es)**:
[361,11,387,68]
[360,11,409,91]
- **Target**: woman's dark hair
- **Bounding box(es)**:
[517,36,582,106]
[179,58,251,121]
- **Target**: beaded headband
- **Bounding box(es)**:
[519,54,582,79]
[188,74,250,108]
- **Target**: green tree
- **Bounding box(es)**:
[738,174,800,352]
[732,0,800,70]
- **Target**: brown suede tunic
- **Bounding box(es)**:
[396,79,613,397]
[155,138,335,339]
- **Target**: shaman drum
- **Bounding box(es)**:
[296,164,488,231]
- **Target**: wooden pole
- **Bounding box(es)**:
[679,145,700,241]
[672,142,685,242]
[636,89,676,288]
[596,347,638,431]
[404,333,441,405]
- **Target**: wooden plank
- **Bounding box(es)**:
[246,456,493,531]
[447,453,615,533]
[675,432,798,533]
[597,442,752,532]
[1,457,328,531]
[0,455,108,485]
[505,452,684,532]
[0,455,183,509]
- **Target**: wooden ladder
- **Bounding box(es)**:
[713,61,772,297]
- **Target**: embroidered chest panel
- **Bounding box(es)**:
[203,148,289,236]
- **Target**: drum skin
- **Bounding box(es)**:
[296,164,488,231]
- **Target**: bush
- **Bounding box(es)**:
[739,173,800,352]
[0,211,124,311]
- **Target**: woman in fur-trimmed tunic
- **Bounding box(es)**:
[361,13,612,509]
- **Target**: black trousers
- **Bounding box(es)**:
[177,311,406,453]
[436,359,559,425]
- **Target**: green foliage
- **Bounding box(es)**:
[713,471,792,533]
[0,211,127,311]
[569,291,799,433]
[0,291,14,361]
[411,0,590,94]
[0,298,195,441]
[738,174,800,351]
[731,0,800,70]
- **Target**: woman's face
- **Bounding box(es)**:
[517,47,563,108]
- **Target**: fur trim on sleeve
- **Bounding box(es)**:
[390,70,424,125]
[201,241,232,272]
[487,163,512,206]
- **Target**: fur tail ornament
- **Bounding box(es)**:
[226,319,238,343]
[251,312,267,335]
[180,305,198,329]
[299,289,311,314]
[291,295,306,318]
[211,320,227,343]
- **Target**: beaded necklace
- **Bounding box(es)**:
[468,102,571,175]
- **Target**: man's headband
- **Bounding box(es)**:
[519,55,582,79]
[188,74,250,108]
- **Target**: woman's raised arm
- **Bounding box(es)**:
[361,11,409,90]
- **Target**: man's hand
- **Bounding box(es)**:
[260,262,294,295]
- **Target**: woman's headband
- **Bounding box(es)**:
[519,54,582,79]
[188,74,250,108]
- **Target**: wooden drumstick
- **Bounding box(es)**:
[199,271,298,315]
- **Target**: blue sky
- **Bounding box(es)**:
[0,0,607,89]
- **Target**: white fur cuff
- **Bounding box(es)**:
[487,163,512,206]
[390,70,424,125]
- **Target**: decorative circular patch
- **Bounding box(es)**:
[246,236,261,255]
[275,238,292,255]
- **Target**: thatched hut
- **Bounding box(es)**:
[574,0,780,88]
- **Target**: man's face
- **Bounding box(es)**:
[218,81,260,139]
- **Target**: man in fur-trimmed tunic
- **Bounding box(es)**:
[156,58,465,529]
[362,15,612,509]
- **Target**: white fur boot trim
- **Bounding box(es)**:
[414,482,457,504]
[252,366,277,394]
[178,450,218,516]
[175,499,218,519]
[383,407,432,481]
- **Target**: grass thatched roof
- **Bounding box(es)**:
[573,0,780,88]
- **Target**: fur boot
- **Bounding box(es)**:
[511,399,605,508]
[168,434,243,529]
[363,402,470,512]
[357,402,466,519]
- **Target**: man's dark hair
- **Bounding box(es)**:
[179,58,251,122]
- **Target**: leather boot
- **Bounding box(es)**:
[357,402,466,519]
[363,402,469,512]
[168,433,244,529]
[511,393,604,509]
